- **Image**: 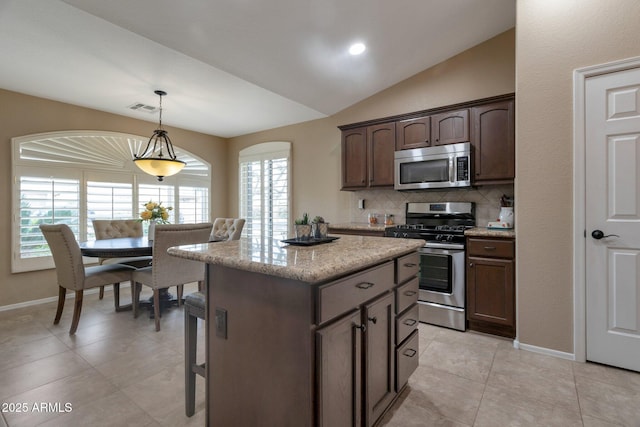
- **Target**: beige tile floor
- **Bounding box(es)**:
[1,286,639,427]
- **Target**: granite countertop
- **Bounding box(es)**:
[465,227,516,239]
[168,235,424,284]
[329,222,388,232]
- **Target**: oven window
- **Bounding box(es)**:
[399,159,448,184]
[419,252,452,293]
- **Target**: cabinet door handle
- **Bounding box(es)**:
[403,319,417,326]
[403,263,417,267]
[469,262,474,267]
[403,290,417,297]
[483,246,496,250]
[403,348,417,358]
[353,323,367,332]
[368,316,377,324]
[355,282,374,290]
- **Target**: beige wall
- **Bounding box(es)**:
[228,29,516,228]
[0,89,227,307]
[516,0,640,352]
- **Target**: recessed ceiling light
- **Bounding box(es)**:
[349,43,366,55]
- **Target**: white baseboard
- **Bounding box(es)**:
[515,340,576,361]
[0,287,104,312]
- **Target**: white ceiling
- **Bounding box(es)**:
[0,0,515,138]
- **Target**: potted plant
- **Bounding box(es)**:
[312,216,329,239]
[294,213,311,240]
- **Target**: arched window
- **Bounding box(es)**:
[11,130,211,272]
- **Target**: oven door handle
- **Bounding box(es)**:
[419,251,449,258]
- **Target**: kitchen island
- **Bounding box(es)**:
[168,235,423,427]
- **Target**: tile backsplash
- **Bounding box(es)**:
[348,184,514,227]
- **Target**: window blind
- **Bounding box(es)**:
[18,176,80,261]
[239,142,290,243]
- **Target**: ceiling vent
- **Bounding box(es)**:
[127,103,159,113]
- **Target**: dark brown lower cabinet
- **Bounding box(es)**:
[316,292,396,427]
[316,310,362,427]
[466,237,516,338]
[363,293,395,427]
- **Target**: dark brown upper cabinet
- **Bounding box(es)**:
[341,123,395,190]
[471,100,515,184]
[432,109,469,146]
[340,93,515,189]
[395,116,431,150]
[341,127,368,189]
[367,123,395,188]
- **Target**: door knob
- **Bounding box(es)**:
[591,230,620,240]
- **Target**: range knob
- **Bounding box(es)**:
[403,232,409,238]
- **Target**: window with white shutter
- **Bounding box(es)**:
[179,185,209,224]
[11,131,211,273]
[239,142,291,244]
[86,181,134,239]
[16,174,80,271]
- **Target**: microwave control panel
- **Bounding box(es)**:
[456,157,469,181]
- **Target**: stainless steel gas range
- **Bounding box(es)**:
[384,202,475,331]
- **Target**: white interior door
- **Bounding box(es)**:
[585,66,640,372]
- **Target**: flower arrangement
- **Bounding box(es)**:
[139,201,172,223]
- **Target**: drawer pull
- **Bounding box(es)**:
[402,318,417,326]
[368,316,377,324]
[355,282,374,290]
[403,348,417,358]
[403,263,417,267]
[483,246,496,250]
[353,323,367,332]
[403,290,417,297]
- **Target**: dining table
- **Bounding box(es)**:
[79,236,152,258]
[79,236,172,315]
[79,235,223,315]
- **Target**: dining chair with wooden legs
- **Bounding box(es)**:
[39,224,136,334]
[131,223,213,331]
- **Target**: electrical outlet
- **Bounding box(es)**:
[215,307,227,339]
[358,199,365,209]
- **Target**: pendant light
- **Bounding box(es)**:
[133,90,186,181]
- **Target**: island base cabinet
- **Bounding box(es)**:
[317,292,396,427]
[396,330,419,391]
[316,310,362,427]
[204,252,421,427]
[364,292,396,427]
[206,266,315,427]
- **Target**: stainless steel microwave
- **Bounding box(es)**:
[394,142,472,190]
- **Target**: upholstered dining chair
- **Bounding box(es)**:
[211,218,245,241]
[92,219,151,301]
[92,219,152,305]
[39,224,135,334]
[131,222,213,331]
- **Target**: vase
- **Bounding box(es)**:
[148,220,157,243]
[313,222,329,239]
[294,224,312,241]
